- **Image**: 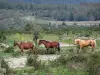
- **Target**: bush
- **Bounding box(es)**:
[26,55,41,70]
[4,46,14,53]
[12,51,20,57]
[50,52,87,68]
[26,54,48,70]
[67,54,87,63]
[0,32,6,43]
[15,67,35,75]
[86,52,100,75]
[0,57,11,75]
[50,54,68,67]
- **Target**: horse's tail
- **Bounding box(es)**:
[58,42,60,53]
[93,39,96,48]
[90,39,96,51]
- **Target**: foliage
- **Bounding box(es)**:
[0,57,11,75]
[26,54,48,71]
[50,54,68,67]
[15,67,35,75]
[12,51,20,57]
[26,55,41,70]
[24,23,33,33]
[67,53,87,63]
[0,0,100,21]
[0,32,6,43]
[50,52,87,68]
[86,52,100,75]
[4,46,14,53]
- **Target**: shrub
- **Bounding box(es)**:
[67,54,87,63]
[50,52,87,68]
[50,54,68,67]
[12,51,20,57]
[86,52,100,75]
[15,67,35,75]
[4,46,14,53]
[26,54,48,70]
[47,48,56,54]
[26,55,41,70]
[0,32,6,43]
[0,57,11,75]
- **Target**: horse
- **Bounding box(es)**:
[75,39,96,53]
[14,41,35,55]
[38,40,60,53]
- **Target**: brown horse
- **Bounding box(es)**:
[38,40,60,53]
[75,39,96,53]
[14,41,34,55]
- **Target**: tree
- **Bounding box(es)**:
[24,23,33,33]
[62,22,66,26]
[33,31,39,46]
[70,12,74,21]
[0,32,6,43]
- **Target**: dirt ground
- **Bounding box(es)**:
[5,43,74,68]
[5,55,60,68]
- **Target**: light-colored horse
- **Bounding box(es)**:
[75,39,96,53]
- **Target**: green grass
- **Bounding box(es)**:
[15,67,35,75]
[14,66,88,75]
[7,33,33,42]
[0,51,12,57]
[6,33,75,45]
[43,34,59,41]
[61,39,74,44]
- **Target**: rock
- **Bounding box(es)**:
[0,68,6,73]
[0,57,10,75]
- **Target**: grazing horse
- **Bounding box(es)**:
[14,41,34,55]
[38,40,60,53]
[75,39,96,53]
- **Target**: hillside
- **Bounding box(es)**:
[8,0,100,4]
[0,0,100,30]
[0,9,100,31]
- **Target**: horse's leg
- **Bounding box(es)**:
[46,48,49,54]
[28,48,32,56]
[21,49,23,56]
[54,47,57,53]
[79,47,82,53]
[57,47,60,53]
[77,45,82,53]
[92,48,94,52]
[31,48,33,54]
[91,44,95,52]
[77,48,80,54]
[91,46,94,52]
[77,46,80,53]
[57,43,60,53]
[53,47,56,53]
[79,44,83,53]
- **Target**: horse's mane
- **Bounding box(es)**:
[40,40,50,43]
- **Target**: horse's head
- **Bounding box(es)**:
[38,40,42,46]
[14,41,17,46]
[38,40,47,46]
[89,39,96,48]
[14,41,20,46]
[75,39,80,45]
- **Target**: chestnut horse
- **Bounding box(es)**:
[75,39,96,53]
[38,40,60,53]
[14,41,34,55]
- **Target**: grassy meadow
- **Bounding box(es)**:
[0,21,100,75]
[0,1,100,74]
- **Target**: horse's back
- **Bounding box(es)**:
[21,42,34,48]
[75,39,96,48]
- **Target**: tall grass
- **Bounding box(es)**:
[86,52,100,75]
